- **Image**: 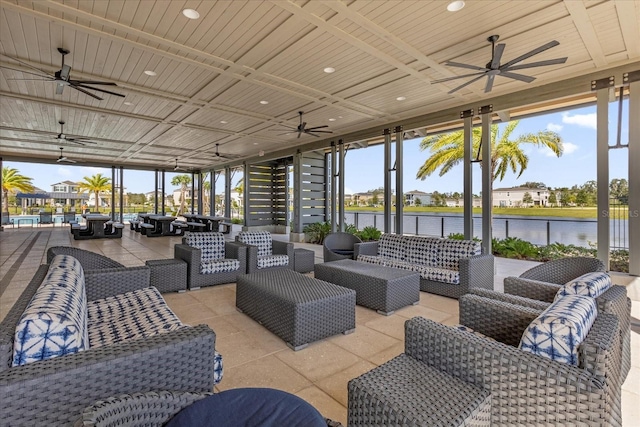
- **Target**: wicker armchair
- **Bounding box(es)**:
[174,232,247,289]
[47,246,125,269]
[235,231,293,274]
[0,265,217,426]
[407,295,623,426]
[323,232,362,262]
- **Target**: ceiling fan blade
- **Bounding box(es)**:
[503,57,568,71]
[7,77,53,81]
[70,84,103,100]
[490,44,506,69]
[59,64,71,81]
[306,125,329,130]
[74,83,124,98]
[307,130,333,134]
[269,125,297,131]
[70,80,118,85]
[447,74,487,94]
[55,82,65,95]
[500,40,560,68]
[0,65,53,79]
[499,71,536,83]
[431,72,486,83]
[484,74,496,93]
[444,61,488,71]
[0,54,53,77]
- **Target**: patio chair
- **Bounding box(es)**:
[323,232,362,262]
[174,232,247,289]
[38,211,54,226]
[62,211,77,224]
[1,212,14,228]
[235,231,293,274]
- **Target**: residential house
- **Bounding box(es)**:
[493,186,550,207]
[49,181,88,209]
[405,190,432,206]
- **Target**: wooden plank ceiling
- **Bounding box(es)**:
[0,0,639,170]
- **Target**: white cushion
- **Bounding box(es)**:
[519,295,597,366]
[555,271,611,300]
[256,254,289,269]
[238,231,273,257]
[404,236,440,266]
[200,258,240,274]
[12,255,88,366]
[377,234,406,261]
[438,239,481,271]
[184,232,225,262]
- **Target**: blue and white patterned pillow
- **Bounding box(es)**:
[377,234,406,261]
[438,240,481,271]
[405,236,441,266]
[555,271,611,300]
[256,254,289,269]
[238,231,273,257]
[13,255,88,366]
[201,259,241,274]
[519,295,597,366]
[185,232,225,262]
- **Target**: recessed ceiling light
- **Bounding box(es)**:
[396,96,406,101]
[328,118,336,122]
[253,142,259,145]
[338,116,343,119]
[260,100,269,105]
[123,101,134,106]
[447,1,465,12]
[323,67,336,73]
[220,120,228,124]
[144,70,157,76]
[182,8,200,19]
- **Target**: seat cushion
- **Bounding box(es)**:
[184,232,225,262]
[200,258,241,274]
[87,287,184,347]
[404,236,440,266]
[12,255,88,366]
[410,264,460,285]
[377,233,406,261]
[256,254,289,269]
[519,294,597,365]
[555,271,612,300]
[357,254,387,266]
[238,231,273,257]
[438,239,481,271]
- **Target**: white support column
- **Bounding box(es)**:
[462,110,474,239]
[627,73,640,275]
[595,78,613,268]
[330,142,337,232]
[395,126,404,235]
[339,140,346,232]
[383,129,392,233]
[480,107,493,255]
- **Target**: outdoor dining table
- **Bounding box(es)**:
[193,215,230,232]
[147,215,177,236]
[82,214,112,238]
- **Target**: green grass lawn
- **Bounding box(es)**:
[345,205,628,219]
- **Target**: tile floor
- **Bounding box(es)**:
[1,226,638,425]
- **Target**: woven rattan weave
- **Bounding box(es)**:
[146,258,188,293]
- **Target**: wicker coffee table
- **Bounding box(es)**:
[236,269,356,350]
[314,259,420,315]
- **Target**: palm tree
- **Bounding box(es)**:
[77,173,111,211]
[416,121,563,187]
[171,174,192,215]
[233,177,244,218]
[2,167,34,212]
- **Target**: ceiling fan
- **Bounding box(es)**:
[213,143,233,159]
[270,111,333,138]
[56,147,76,164]
[0,48,125,100]
[173,159,188,172]
[432,35,568,94]
[54,120,97,146]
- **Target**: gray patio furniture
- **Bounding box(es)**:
[236,269,356,350]
[314,259,420,315]
[1,211,14,228]
[348,353,491,426]
[146,258,188,293]
[63,211,77,224]
[446,292,623,425]
[0,262,217,426]
[38,211,54,226]
[293,248,315,273]
[47,246,125,270]
[174,232,247,289]
[323,232,362,262]
[235,231,294,274]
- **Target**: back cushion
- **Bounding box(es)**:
[13,255,88,366]
[404,236,441,266]
[377,234,406,261]
[554,271,611,301]
[185,232,225,262]
[238,231,272,257]
[438,239,481,270]
[519,295,597,366]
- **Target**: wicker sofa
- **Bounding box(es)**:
[354,234,494,299]
[0,255,218,426]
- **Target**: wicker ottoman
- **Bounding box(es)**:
[236,269,356,350]
[145,258,187,293]
[348,354,491,426]
[314,259,420,315]
[294,248,315,273]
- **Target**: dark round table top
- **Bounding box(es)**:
[165,387,328,427]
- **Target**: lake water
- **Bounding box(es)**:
[344,212,629,250]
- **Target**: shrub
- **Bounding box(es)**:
[356,226,381,242]
[303,221,332,244]
[448,232,480,242]
[492,237,538,259]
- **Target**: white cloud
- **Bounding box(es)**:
[547,123,563,132]
[57,167,72,176]
[542,141,578,157]
[561,112,596,129]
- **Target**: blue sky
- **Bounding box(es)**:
[4,103,629,195]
